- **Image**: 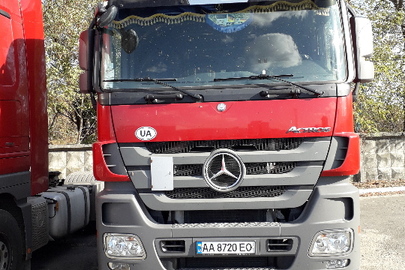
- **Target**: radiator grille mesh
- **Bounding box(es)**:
[146,138,302,154]
[165,186,286,199]
[174,162,296,177]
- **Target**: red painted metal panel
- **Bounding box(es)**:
[322,93,360,176]
[97,104,117,142]
[93,142,130,182]
[20,0,48,195]
[0,0,30,176]
[321,133,360,176]
[0,155,30,175]
[0,0,48,194]
[333,94,355,134]
[109,98,337,143]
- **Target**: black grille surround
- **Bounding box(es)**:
[145,138,303,154]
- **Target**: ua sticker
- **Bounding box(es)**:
[135,126,157,141]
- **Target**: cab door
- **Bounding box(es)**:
[0,0,30,175]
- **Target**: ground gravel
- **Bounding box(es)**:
[354,179,405,189]
[354,179,405,197]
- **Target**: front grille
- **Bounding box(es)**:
[165,186,286,199]
[174,162,296,177]
[174,164,203,177]
[246,162,295,175]
[146,138,303,154]
[124,137,327,212]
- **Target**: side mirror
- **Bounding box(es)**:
[79,30,89,71]
[79,30,94,93]
[353,17,374,82]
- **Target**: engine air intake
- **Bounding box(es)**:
[145,138,303,154]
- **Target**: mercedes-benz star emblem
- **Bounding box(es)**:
[217,103,227,112]
[203,149,246,192]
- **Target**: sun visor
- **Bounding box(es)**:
[108,0,257,8]
[189,0,249,4]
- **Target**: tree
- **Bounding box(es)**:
[350,0,405,132]
[43,0,99,144]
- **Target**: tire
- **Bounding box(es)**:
[0,210,24,270]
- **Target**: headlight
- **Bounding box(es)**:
[309,229,353,257]
[104,233,146,259]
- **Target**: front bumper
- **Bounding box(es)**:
[96,177,360,270]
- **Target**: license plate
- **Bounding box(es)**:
[196,241,256,255]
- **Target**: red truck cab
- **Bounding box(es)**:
[80,1,373,269]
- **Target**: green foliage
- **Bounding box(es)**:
[43,0,99,144]
[350,0,405,133]
[354,85,404,132]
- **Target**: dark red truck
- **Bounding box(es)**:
[79,0,374,269]
[1,1,91,269]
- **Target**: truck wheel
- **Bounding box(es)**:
[0,210,24,270]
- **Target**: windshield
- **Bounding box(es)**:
[101,0,346,90]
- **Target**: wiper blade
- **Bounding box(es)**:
[147,78,203,102]
[214,73,324,96]
[104,77,177,82]
[104,77,203,102]
[214,73,293,82]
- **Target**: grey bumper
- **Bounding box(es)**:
[96,177,360,270]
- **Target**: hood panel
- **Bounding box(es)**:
[111,98,337,143]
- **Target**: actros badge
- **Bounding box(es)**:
[135,126,157,141]
[287,126,331,134]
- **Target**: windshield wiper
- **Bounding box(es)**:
[146,77,203,102]
[104,77,177,82]
[104,77,203,102]
[214,73,324,96]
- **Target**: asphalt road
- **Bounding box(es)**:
[31,194,405,270]
[31,223,98,270]
[360,194,405,270]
